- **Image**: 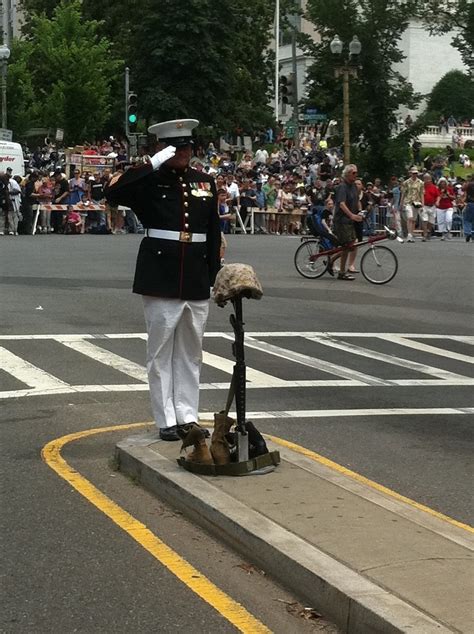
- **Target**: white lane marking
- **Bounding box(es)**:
[0,380,365,399]
[238,335,391,386]
[203,407,474,419]
[2,378,474,399]
[307,335,469,379]
[59,339,148,382]
[0,346,69,390]
[0,333,148,340]
[378,335,474,365]
[0,332,473,341]
[455,337,474,345]
[202,351,287,387]
[0,384,149,399]
[243,333,474,341]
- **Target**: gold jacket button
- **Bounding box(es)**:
[184,202,189,207]
[184,192,188,197]
[184,223,189,229]
[184,212,189,218]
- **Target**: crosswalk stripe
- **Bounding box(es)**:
[1,333,473,400]
[202,352,288,387]
[239,335,390,386]
[59,339,148,382]
[307,335,468,379]
[378,335,474,365]
[57,340,288,388]
[0,346,68,390]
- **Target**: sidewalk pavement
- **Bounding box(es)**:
[116,429,474,634]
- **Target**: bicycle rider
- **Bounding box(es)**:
[331,164,364,281]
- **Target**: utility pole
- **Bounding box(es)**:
[274,0,279,121]
[342,70,351,165]
[0,45,10,129]
[291,29,299,146]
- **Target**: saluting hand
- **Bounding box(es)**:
[150,145,176,170]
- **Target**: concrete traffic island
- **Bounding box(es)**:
[116,430,474,633]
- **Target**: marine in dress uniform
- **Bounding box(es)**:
[105,119,221,440]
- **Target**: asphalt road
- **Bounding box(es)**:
[1,232,473,632]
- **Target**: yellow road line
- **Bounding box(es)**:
[266,434,474,534]
[41,423,270,634]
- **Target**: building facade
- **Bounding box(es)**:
[1,0,23,46]
[274,7,467,124]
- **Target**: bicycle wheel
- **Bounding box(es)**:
[360,245,398,284]
[294,240,328,279]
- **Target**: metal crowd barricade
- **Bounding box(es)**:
[32,202,107,235]
[373,204,389,232]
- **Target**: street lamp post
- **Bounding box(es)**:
[0,45,11,130]
[330,35,361,164]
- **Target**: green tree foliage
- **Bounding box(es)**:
[300,0,422,179]
[78,0,276,136]
[10,0,121,142]
[419,0,473,75]
[426,70,474,121]
[5,39,36,136]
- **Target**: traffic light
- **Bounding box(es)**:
[280,73,295,105]
[127,92,138,133]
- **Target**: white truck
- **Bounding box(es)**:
[0,141,25,177]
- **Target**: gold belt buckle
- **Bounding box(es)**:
[179,231,192,243]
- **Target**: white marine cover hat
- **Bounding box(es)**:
[148,119,199,146]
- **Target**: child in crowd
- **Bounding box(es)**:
[64,206,83,234]
[217,188,232,264]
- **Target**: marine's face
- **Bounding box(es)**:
[164,144,192,169]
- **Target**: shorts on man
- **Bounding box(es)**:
[421,205,436,224]
[333,220,356,245]
[403,203,419,220]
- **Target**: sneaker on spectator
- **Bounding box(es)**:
[407,234,415,242]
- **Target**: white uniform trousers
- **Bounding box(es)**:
[142,297,209,429]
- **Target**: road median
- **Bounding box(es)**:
[116,430,473,633]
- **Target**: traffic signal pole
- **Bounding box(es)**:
[124,66,130,137]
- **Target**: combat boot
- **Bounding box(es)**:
[246,421,269,457]
[180,425,213,465]
[210,412,235,465]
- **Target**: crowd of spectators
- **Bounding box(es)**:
[1,131,472,244]
[0,137,136,236]
[202,139,472,246]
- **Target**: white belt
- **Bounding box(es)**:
[146,228,206,243]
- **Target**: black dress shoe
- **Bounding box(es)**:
[159,426,180,441]
[176,422,210,439]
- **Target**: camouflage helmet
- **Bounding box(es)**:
[212,264,263,306]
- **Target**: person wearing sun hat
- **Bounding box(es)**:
[105,118,221,441]
[400,166,424,243]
